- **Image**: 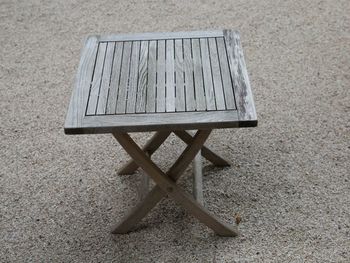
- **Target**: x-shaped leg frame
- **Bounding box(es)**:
[112,130,238,237]
[118,130,230,175]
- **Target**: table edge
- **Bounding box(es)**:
[64,111,257,134]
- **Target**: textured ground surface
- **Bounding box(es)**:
[1,0,349,262]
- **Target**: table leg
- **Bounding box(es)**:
[112,130,209,233]
[174,130,231,166]
[193,150,204,205]
[112,130,238,237]
[118,131,170,175]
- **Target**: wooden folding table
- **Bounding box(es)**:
[65,30,257,236]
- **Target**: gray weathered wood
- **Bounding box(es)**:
[106,42,123,114]
[118,131,171,175]
[175,39,185,112]
[112,131,238,236]
[116,42,132,114]
[183,39,196,111]
[216,37,236,110]
[86,42,107,115]
[156,40,166,112]
[96,42,115,114]
[146,40,157,112]
[126,41,140,113]
[200,38,216,110]
[191,39,206,111]
[224,30,257,123]
[208,38,226,110]
[139,167,149,200]
[136,41,149,113]
[66,111,239,134]
[193,150,204,205]
[166,39,175,112]
[65,36,99,128]
[113,130,211,233]
[120,130,230,175]
[174,130,231,166]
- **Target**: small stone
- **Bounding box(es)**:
[235,213,242,225]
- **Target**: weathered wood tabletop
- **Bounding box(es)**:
[65,29,257,134]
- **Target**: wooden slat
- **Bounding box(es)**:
[175,39,185,111]
[126,41,140,113]
[191,39,206,111]
[183,39,196,111]
[208,38,226,110]
[216,37,236,110]
[146,40,157,112]
[65,36,99,128]
[106,42,123,114]
[65,110,240,134]
[116,42,132,114]
[136,41,149,113]
[166,39,175,112]
[200,38,216,111]
[156,40,166,112]
[224,30,257,122]
[86,42,107,115]
[99,30,224,42]
[96,42,115,114]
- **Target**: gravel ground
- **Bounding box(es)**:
[1,0,349,262]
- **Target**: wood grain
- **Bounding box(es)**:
[65,111,240,134]
[191,39,206,111]
[146,40,157,112]
[200,38,216,110]
[106,42,123,114]
[126,41,140,113]
[224,30,257,123]
[136,41,149,113]
[156,40,166,112]
[174,130,231,166]
[208,38,226,110]
[193,151,204,205]
[116,42,132,114]
[118,131,171,175]
[86,42,107,115]
[96,42,115,114]
[175,39,185,111]
[216,37,236,110]
[183,39,196,111]
[65,36,99,128]
[166,39,175,112]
